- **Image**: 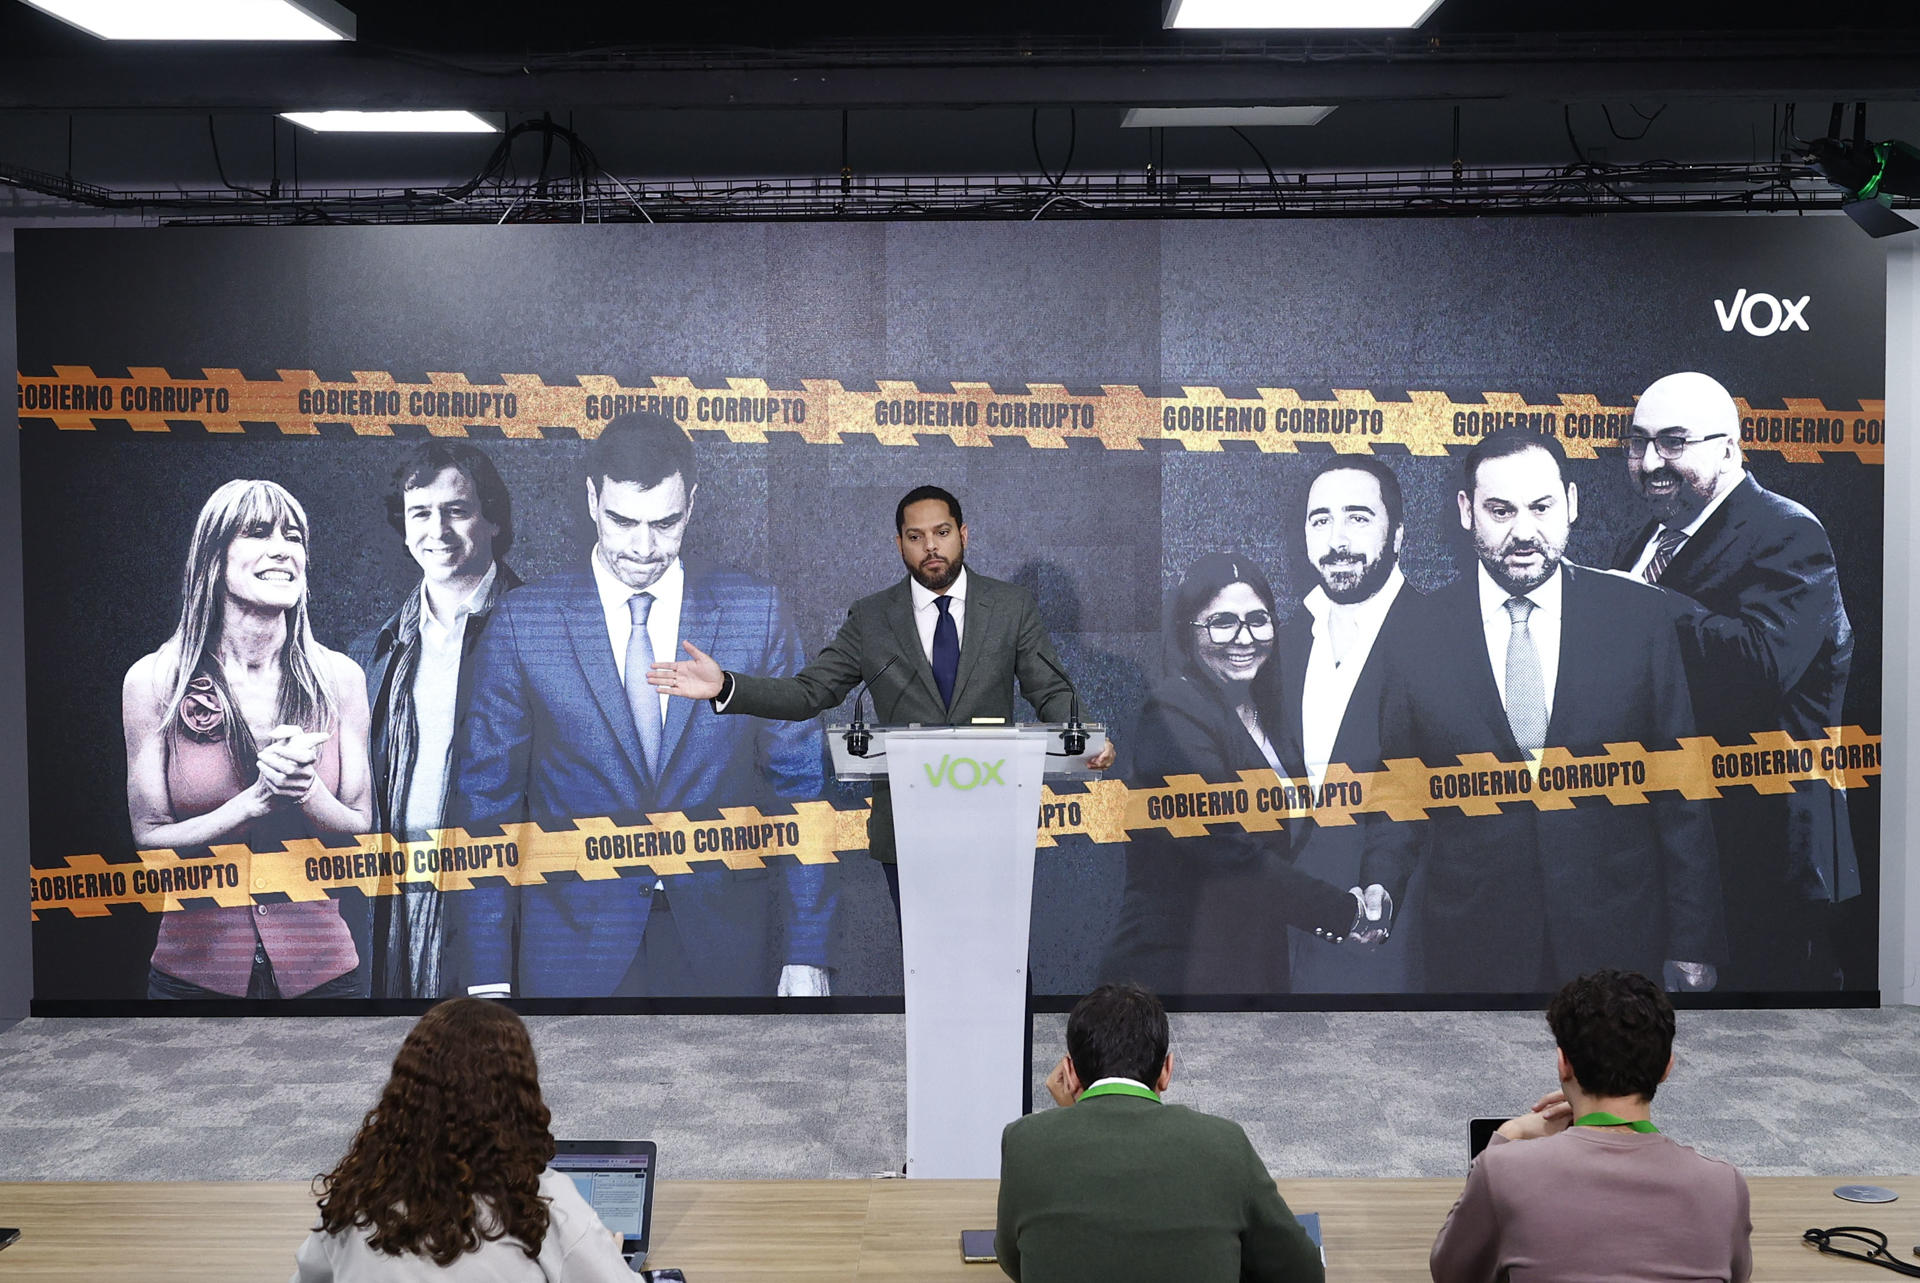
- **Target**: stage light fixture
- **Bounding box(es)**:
[1808,137,1920,201]
[1839,194,1918,239]
[20,0,354,40]
[1164,0,1445,28]
[1122,107,1336,128]
[1805,117,1920,238]
[281,111,499,134]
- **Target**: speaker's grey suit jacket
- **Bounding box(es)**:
[720,570,1078,862]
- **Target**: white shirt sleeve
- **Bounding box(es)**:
[537,1168,644,1283]
[287,1229,335,1283]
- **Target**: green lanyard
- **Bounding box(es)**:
[1573,1112,1658,1133]
[1078,1081,1161,1103]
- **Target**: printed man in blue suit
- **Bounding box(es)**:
[444,412,836,998]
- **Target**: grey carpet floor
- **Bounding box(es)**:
[1,1007,1916,1183]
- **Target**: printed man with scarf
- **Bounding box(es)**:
[350,442,521,999]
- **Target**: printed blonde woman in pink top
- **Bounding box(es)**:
[123,477,374,999]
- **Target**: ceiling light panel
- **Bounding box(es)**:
[1122,106,1337,128]
[281,111,500,134]
[21,0,354,41]
[1165,0,1444,29]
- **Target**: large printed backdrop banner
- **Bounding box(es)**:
[16,220,1885,1008]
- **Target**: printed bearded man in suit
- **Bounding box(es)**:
[1614,372,1859,991]
[1275,456,1426,994]
[1357,427,1724,993]
[444,413,836,999]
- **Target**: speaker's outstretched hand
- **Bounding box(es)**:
[648,640,724,700]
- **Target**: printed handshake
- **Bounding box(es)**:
[1313,884,1394,945]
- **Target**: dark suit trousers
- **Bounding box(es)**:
[1709,795,1843,990]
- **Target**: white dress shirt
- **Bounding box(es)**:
[1627,471,1743,577]
[1477,562,1564,730]
[909,566,969,663]
[590,551,683,891]
[592,548,684,727]
[1299,566,1406,790]
[402,562,497,833]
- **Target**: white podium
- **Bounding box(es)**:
[830,723,1106,1178]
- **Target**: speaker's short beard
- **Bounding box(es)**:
[909,551,964,593]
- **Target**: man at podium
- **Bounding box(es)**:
[649,484,1115,913]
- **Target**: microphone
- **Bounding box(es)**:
[1033,650,1088,756]
[846,655,901,758]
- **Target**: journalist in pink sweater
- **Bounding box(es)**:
[1430,970,1752,1283]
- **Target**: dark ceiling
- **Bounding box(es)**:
[11,0,1920,50]
[3,1,1920,217]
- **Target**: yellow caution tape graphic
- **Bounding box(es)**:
[15,368,1885,462]
[29,727,1878,918]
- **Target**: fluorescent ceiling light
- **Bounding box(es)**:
[21,0,354,40]
[1165,0,1444,28]
[282,111,500,134]
[1123,106,1336,128]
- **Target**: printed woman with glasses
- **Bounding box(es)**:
[1100,552,1368,995]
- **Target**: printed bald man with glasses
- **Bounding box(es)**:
[1612,372,1860,991]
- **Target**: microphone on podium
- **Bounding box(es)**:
[845,655,901,758]
[1033,650,1088,757]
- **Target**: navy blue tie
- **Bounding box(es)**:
[932,595,959,707]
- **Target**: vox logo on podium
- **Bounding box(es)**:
[922,755,1007,789]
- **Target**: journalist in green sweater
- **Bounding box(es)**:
[995,984,1325,1283]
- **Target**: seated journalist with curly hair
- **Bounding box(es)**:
[289,997,633,1282]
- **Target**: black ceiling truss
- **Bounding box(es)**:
[0,155,1870,226]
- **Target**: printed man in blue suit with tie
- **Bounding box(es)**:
[445,413,836,998]
[1356,428,1723,994]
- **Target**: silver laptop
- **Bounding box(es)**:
[552,1139,657,1270]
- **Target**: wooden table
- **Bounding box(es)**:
[0,1176,1912,1280]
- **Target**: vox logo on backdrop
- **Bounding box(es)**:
[1714,289,1811,336]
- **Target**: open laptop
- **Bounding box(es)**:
[1469,1118,1510,1164]
[552,1139,657,1271]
